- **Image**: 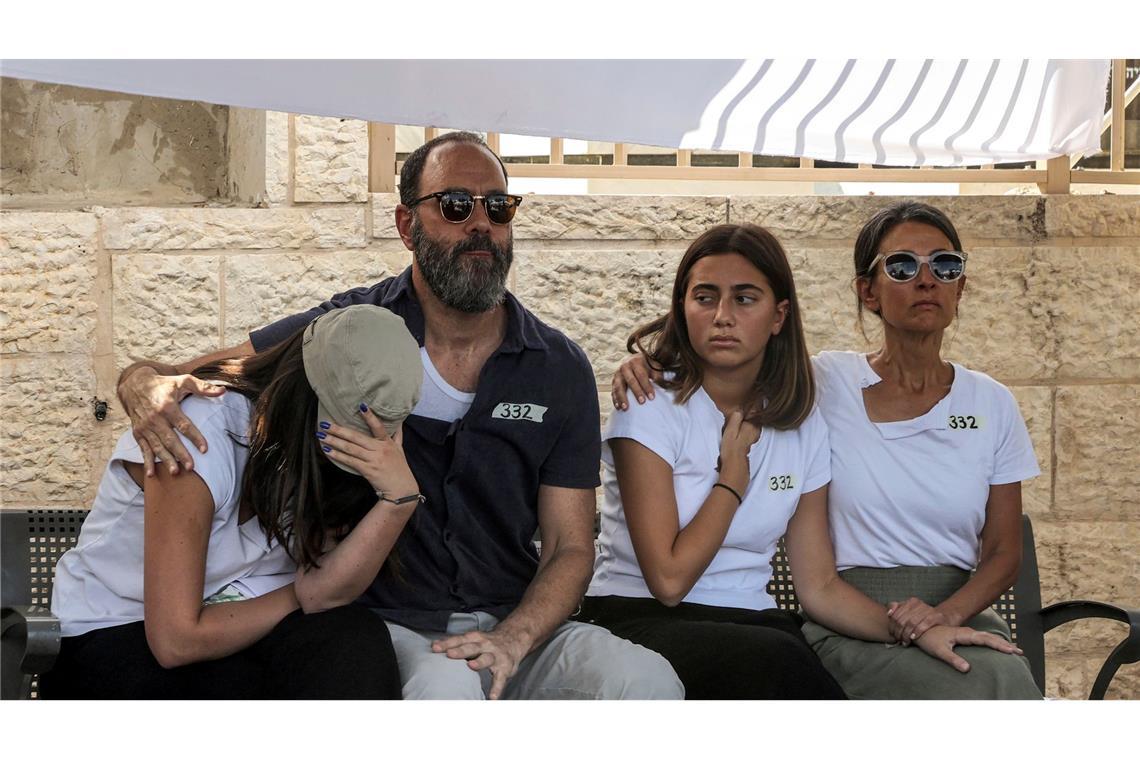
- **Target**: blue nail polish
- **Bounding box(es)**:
[321,445,331,453]
[316,431,326,439]
[359,403,369,413]
[319,421,330,430]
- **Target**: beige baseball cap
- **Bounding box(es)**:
[301,304,422,475]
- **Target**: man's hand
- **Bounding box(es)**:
[611,353,660,410]
[431,628,530,700]
[912,625,1023,672]
[118,365,225,477]
[887,597,955,644]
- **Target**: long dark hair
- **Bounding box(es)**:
[193,330,377,569]
[628,223,815,430]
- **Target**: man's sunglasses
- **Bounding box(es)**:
[868,250,968,283]
[407,191,524,225]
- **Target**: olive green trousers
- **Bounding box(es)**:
[802,566,1041,700]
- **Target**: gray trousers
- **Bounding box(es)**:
[385,612,684,699]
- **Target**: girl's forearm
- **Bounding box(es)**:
[294,500,415,613]
[148,584,298,668]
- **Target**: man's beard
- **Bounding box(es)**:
[410,218,513,314]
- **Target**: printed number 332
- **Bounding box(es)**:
[948,415,979,429]
[492,402,548,423]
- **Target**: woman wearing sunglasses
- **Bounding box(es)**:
[611,202,1040,699]
[43,305,420,699]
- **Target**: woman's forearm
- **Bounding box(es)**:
[293,500,416,613]
[645,486,742,606]
[799,575,894,643]
[147,584,299,669]
[936,547,1019,626]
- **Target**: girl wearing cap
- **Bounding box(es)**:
[43,304,422,699]
[610,203,1040,699]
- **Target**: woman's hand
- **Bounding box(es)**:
[717,410,760,495]
[318,405,418,500]
[887,597,955,643]
[912,625,1023,673]
[611,353,661,410]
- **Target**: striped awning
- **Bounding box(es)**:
[0,59,1110,167]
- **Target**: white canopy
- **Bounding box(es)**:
[1,59,1110,167]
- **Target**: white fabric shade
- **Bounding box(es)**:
[1,59,1110,166]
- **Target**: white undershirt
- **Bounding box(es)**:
[814,351,1040,571]
[414,346,475,423]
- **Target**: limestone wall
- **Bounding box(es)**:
[1,110,1136,699]
[1,78,228,206]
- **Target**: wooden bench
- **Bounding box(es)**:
[3,508,1137,699]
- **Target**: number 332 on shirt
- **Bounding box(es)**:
[492,402,548,423]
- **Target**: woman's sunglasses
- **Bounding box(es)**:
[407,191,524,225]
[868,250,968,283]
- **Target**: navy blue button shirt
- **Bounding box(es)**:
[250,267,601,631]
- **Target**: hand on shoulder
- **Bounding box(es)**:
[119,365,227,477]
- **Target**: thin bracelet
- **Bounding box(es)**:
[712,482,743,505]
[376,492,426,506]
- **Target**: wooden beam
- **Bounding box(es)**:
[1111,59,1126,173]
[367,122,396,193]
[486,132,501,154]
[480,163,1047,183]
[798,157,814,169]
[613,143,628,166]
[739,153,753,168]
[1071,169,1140,185]
[1071,61,1140,168]
[550,138,564,165]
[677,149,692,167]
[424,126,438,141]
[1042,155,1071,194]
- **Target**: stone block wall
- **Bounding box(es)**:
[1,114,1137,698]
[1,78,229,206]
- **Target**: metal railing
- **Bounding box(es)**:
[367,59,1138,195]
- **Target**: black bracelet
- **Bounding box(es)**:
[712,482,743,505]
[377,492,425,506]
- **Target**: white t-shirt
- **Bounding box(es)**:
[52,393,296,637]
[588,383,831,611]
[813,351,1040,571]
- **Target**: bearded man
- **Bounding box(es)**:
[116,131,682,700]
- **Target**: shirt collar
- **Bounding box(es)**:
[859,353,957,439]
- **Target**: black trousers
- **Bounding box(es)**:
[578,595,846,700]
[39,604,402,700]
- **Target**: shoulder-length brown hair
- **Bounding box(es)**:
[628,223,814,430]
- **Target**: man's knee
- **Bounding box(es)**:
[385,623,488,700]
[547,623,683,699]
[401,653,487,700]
[598,641,684,699]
